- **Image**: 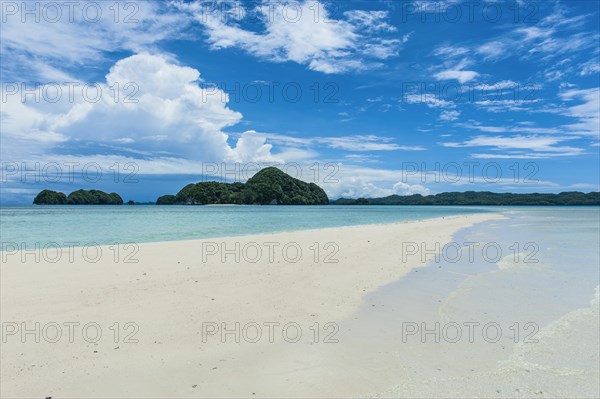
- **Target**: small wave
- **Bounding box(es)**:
[496,252,532,271]
[591,285,599,308]
[504,286,600,372]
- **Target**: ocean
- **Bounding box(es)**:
[1,205,489,248]
[333,206,600,391]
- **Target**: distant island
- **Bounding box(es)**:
[158,167,329,205]
[32,168,329,206]
[32,171,600,206]
[33,189,124,205]
[334,191,600,206]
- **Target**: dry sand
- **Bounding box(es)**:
[1,213,513,398]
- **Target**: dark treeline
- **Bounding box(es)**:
[33,189,124,205]
[333,191,600,206]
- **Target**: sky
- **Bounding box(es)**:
[1,0,599,204]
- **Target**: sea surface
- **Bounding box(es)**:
[0,205,489,248]
[336,206,600,395]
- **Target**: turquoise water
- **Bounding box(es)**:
[0,205,489,248]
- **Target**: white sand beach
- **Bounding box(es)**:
[2,212,598,398]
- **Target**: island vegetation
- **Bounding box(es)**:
[33,189,124,205]
[334,191,600,206]
[156,195,177,205]
[159,167,329,205]
[33,181,599,207]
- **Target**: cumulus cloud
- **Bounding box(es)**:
[332,180,429,199]
[392,182,430,196]
[1,53,277,165]
[229,130,280,162]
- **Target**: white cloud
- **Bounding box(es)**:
[256,133,425,152]
[184,0,404,73]
[443,135,585,158]
[401,31,414,44]
[514,26,554,42]
[476,41,507,60]
[455,121,561,135]
[474,99,543,113]
[0,53,277,165]
[434,58,479,83]
[434,3,599,84]
[473,80,519,90]
[344,154,380,163]
[434,69,479,84]
[440,110,460,121]
[404,93,455,109]
[580,60,600,76]
[433,45,470,59]
[392,181,430,196]
[0,1,187,80]
[318,135,424,151]
[559,87,600,137]
[330,178,430,199]
[343,10,397,32]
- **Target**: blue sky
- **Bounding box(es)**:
[1,0,599,204]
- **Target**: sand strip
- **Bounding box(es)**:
[1,213,503,398]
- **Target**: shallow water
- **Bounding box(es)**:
[338,207,600,394]
[0,205,489,248]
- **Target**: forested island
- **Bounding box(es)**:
[32,170,599,206]
[33,189,124,205]
[334,191,600,206]
[160,167,329,205]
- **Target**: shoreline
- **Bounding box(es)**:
[1,213,504,397]
[0,211,496,250]
[141,212,501,250]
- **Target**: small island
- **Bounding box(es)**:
[159,167,329,205]
[33,189,124,205]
